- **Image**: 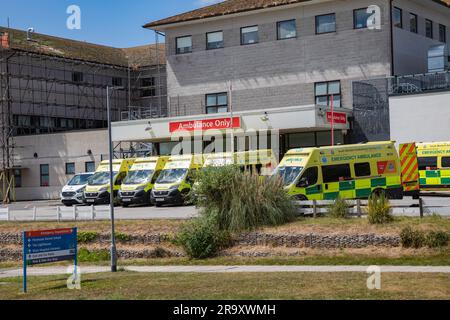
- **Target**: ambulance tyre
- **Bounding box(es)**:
[122,203,129,208]
[155,203,163,208]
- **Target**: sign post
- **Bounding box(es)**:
[22,228,78,293]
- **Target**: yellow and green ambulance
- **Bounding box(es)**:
[235,149,278,176]
[417,142,450,192]
[119,157,169,207]
[151,154,204,206]
[272,142,418,200]
[84,159,135,205]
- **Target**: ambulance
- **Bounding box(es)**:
[84,159,135,205]
[417,142,450,191]
[119,157,169,207]
[235,149,278,176]
[151,154,204,206]
[272,142,419,200]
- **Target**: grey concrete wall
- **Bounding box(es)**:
[389,91,450,144]
[164,0,393,117]
[392,0,450,75]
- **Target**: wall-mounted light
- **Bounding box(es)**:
[145,121,153,132]
[87,149,93,156]
[33,153,38,159]
[261,112,269,122]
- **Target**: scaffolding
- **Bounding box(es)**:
[0,29,167,202]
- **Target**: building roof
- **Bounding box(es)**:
[0,26,165,68]
[144,0,450,29]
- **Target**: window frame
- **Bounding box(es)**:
[85,161,96,173]
[277,19,297,40]
[65,162,76,175]
[240,25,259,45]
[315,13,337,35]
[206,30,224,50]
[72,71,83,83]
[40,164,50,187]
[14,169,22,188]
[409,13,418,34]
[112,77,122,87]
[439,24,447,43]
[176,35,193,55]
[393,7,403,29]
[314,80,342,108]
[418,157,438,171]
[205,92,228,114]
[353,8,371,30]
[425,19,434,39]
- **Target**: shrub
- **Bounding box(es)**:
[78,248,110,262]
[194,166,296,233]
[366,193,393,224]
[115,232,132,242]
[425,231,449,248]
[400,227,426,249]
[327,198,349,219]
[174,214,231,260]
[77,231,99,244]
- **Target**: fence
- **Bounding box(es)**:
[296,198,450,218]
[0,206,112,222]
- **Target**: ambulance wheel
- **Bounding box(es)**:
[295,195,308,201]
[155,203,163,208]
[122,203,129,208]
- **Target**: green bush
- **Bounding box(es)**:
[174,214,231,260]
[327,198,349,219]
[77,231,99,244]
[366,194,393,225]
[425,231,449,248]
[400,227,426,249]
[194,166,296,233]
[115,232,132,242]
[78,248,110,262]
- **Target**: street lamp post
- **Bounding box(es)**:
[106,86,123,273]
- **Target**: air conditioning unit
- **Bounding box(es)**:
[428,44,450,73]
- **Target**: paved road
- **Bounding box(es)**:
[1,265,450,279]
[1,200,198,221]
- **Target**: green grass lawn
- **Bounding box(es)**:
[0,272,449,300]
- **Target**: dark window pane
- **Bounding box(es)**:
[316,14,336,34]
[241,26,259,45]
[141,77,155,87]
[418,157,438,170]
[355,163,371,177]
[85,162,96,172]
[426,19,433,39]
[40,164,50,187]
[298,167,318,187]
[112,77,122,86]
[442,157,450,168]
[354,8,371,29]
[410,13,418,33]
[393,7,402,28]
[66,163,75,175]
[206,93,228,114]
[72,72,83,83]
[14,169,22,188]
[322,164,351,183]
[278,20,297,39]
[439,24,447,43]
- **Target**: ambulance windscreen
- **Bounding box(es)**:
[88,172,118,186]
[273,166,303,186]
[123,170,154,185]
[156,169,188,184]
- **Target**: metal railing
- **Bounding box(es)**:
[120,106,168,121]
[388,71,450,96]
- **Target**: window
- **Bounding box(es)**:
[85,161,96,173]
[322,164,351,183]
[14,169,21,188]
[141,88,156,97]
[410,13,418,33]
[241,26,259,45]
[288,132,316,148]
[277,20,297,40]
[72,72,83,83]
[297,167,318,187]
[176,36,192,54]
[354,8,373,29]
[442,157,450,168]
[141,77,155,87]
[112,77,122,87]
[206,93,228,114]
[40,164,50,187]
[418,157,438,170]
[439,24,447,43]
[66,163,76,175]
[207,31,224,49]
[355,163,371,177]
[316,13,336,34]
[393,7,403,28]
[426,19,433,39]
[315,81,341,108]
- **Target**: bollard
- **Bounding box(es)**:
[73,206,77,221]
[419,198,424,219]
[6,207,10,222]
[313,200,317,218]
[91,205,95,220]
[356,199,362,218]
[33,207,37,221]
[56,206,61,222]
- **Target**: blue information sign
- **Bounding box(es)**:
[22,228,78,292]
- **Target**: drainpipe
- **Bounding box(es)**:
[389,0,395,76]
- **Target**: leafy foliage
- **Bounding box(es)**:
[366,194,393,224]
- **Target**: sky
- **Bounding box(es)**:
[0,0,224,48]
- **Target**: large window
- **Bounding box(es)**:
[439,24,447,43]
[241,26,259,45]
[316,14,336,34]
[206,93,228,114]
[85,161,96,173]
[354,8,372,29]
[442,157,450,168]
[207,31,224,50]
[418,157,438,170]
[14,169,21,188]
[426,19,433,39]
[277,20,297,40]
[176,36,192,54]
[66,163,76,175]
[410,13,418,33]
[393,7,403,28]
[322,164,351,183]
[315,81,341,108]
[355,163,371,177]
[40,164,50,187]
[141,77,156,97]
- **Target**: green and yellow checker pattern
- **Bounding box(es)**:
[299,176,402,200]
[420,169,450,190]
